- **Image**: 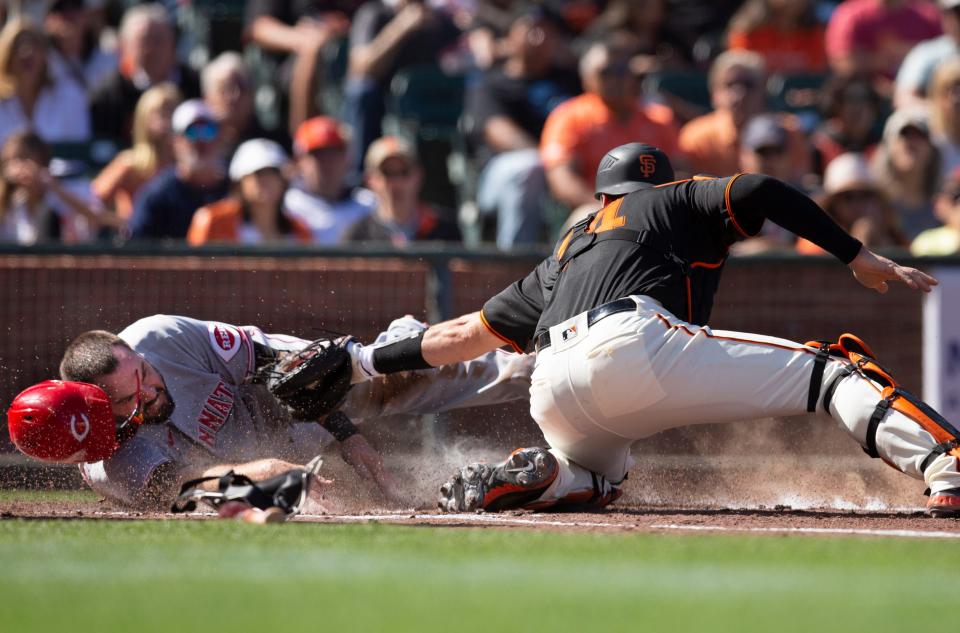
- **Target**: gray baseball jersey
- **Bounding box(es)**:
[80,315,531,504]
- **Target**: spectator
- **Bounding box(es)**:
[201,52,283,161]
[187,138,310,245]
[577,0,683,70]
[678,50,811,179]
[726,0,827,74]
[811,74,884,173]
[44,0,117,92]
[90,3,200,142]
[660,0,744,65]
[284,115,376,243]
[344,135,460,244]
[467,6,579,248]
[91,82,180,222]
[798,152,908,254]
[464,0,518,70]
[912,166,960,253]
[0,130,114,244]
[128,99,229,240]
[929,57,960,178]
[0,18,90,146]
[825,0,941,90]
[895,0,960,107]
[540,40,683,222]
[343,0,462,178]
[243,0,354,135]
[733,114,802,253]
[872,106,942,239]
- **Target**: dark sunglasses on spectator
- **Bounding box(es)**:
[835,189,877,203]
[899,125,928,140]
[183,121,219,142]
[380,166,413,179]
[755,145,786,158]
[725,77,758,91]
[598,62,631,78]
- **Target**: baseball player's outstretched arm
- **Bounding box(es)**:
[350,312,504,380]
[420,312,504,367]
[848,247,938,293]
[728,175,937,293]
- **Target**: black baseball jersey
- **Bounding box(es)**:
[481,174,863,352]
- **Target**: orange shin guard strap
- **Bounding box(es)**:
[865,386,960,471]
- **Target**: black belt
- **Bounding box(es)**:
[534,298,638,353]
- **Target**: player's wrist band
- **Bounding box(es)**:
[322,411,359,442]
[372,332,432,374]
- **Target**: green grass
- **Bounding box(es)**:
[0,488,99,503]
[0,519,955,632]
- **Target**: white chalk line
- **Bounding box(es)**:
[298,513,622,529]
[299,513,960,539]
[61,510,960,539]
[650,523,960,539]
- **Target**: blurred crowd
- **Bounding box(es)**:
[2,0,960,256]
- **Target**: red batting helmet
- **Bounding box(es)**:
[7,380,118,463]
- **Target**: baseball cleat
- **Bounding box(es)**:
[438,447,558,513]
[926,488,960,518]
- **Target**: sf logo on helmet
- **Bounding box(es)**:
[638,154,657,178]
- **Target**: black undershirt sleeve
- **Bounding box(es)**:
[729,174,863,264]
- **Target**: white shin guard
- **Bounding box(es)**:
[826,370,960,494]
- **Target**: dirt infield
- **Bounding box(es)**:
[5,454,959,538]
[4,497,959,538]
[4,429,960,537]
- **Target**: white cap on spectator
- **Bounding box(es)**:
[882,107,931,144]
[823,153,876,194]
[229,139,288,181]
[171,99,217,135]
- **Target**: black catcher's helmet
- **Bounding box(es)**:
[594,143,674,200]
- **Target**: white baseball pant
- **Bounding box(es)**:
[530,295,960,504]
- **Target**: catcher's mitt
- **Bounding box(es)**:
[258,336,354,420]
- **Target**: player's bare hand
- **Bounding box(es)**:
[848,247,938,293]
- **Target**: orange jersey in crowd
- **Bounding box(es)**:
[727,25,827,74]
[187,197,312,245]
[540,93,682,183]
[679,110,812,178]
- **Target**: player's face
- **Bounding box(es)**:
[98,346,174,427]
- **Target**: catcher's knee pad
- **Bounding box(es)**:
[804,333,878,413]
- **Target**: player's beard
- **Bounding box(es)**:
[142,389,175,425]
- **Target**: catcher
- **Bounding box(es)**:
[341,143,960,518]
[7,314,532,509]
